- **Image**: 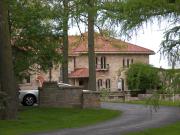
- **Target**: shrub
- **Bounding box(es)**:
[127,63,160,93]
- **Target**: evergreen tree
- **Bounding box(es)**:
[100,0,180,68]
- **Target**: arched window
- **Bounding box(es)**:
[123,58,125,68]
[127,59,130,68]
[117,78,124,91]
[131,59,134,64]
[97,79,103,90]
[101,56,106,69]
[96,57,98,68]
[105,79,111,90]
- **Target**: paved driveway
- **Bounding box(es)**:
[32,102,180,135]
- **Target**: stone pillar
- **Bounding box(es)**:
[83,90,100,108]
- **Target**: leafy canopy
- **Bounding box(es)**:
[127,63,160,92]
[9,0,63,76]
[99,0,180,68]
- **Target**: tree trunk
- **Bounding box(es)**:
[87,0,96,91]
[49,68,52,82]
[62,0,69,83]
[0,0,18,120]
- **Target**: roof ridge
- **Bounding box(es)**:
[124,41,154,52]
[68,33,155,54]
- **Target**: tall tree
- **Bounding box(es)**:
[47,0,82,83]
[87,0,96,91]
[0,0,18,120]
[100,0,180,68]
[53,0,97,89]
[160,26,180,69]
[62,0,69,83]
[10,0,62,78]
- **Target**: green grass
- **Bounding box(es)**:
[108,99,180,107]
[0,107,121,135]
[124,100,180,135]
[126,121,180,135]
[125,100,180,107]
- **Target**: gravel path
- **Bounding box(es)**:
[31,102,180,135]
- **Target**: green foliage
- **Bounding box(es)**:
[100,88,110,101]
[99,0,180,67]
[160,26,180,68]
[0,107,120,135]
[127,63,160,93]
[159,69,180,94]
[96,0,180,68]
[101,0,180,33]
[9,0,63,76]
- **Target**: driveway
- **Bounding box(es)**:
[32,102,180,135]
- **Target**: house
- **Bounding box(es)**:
[19,33,155,91]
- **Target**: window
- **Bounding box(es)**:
[96,56,109,70]
[105,79,111,90]
[117,78,124,91]
[127,59,130,68]
[101,56,106,69]
[79,80,84,86]
[73,57,76,69]
[96,57,98,68]
[97,79,103,90]
[123,58,125,68]
[131,59,134,64]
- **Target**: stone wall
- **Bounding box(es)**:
[19,53,150,92]
[124,94,139,101]
[39,82,100,108]
[39,82,82,108]
[73,54,150,91]
[138,94,180,101]
[83,90,100,108]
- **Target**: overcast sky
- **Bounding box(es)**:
[69,20,179,69]
[128,22,168,69]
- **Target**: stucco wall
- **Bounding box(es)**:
[20,53,150,92]
[69,53,149,91]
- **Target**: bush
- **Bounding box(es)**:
[127,63,160,93]
[100,88,110,101]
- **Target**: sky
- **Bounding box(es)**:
[69,20,179,69]
[128,22,168,69]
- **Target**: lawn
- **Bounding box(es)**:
[0,107,120,135]
[126,121,180,135]
[125,100,180,107]
[123,100,180,135]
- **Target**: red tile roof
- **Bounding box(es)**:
[69,68,89,78]
[68,33,155,55]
